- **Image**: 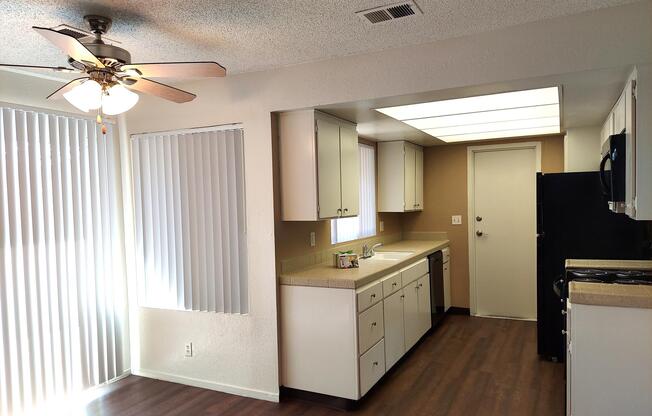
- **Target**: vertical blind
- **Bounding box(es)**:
[331,143,376,244]
[0,106,129,416]
[131,127,248,314]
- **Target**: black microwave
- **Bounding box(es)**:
[599,133,626,213]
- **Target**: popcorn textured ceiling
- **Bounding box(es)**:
[0,0,641,74]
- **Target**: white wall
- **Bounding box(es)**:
[565,126,602,172]
[2,1,652,402]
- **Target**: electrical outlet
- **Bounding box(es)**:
[452,215,462,225]
[379,221,385,232]
[184,342,193,357]
[309,231,316,247]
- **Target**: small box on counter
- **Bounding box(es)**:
[334,251,359,269]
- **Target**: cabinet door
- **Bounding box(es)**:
[415,146,423,210]
[383,290,405,370]
[443,261,451,312]
[339,124,359,217]
[416,275,431,337]
[403,280,420,351]
[404,145,416,211]
[316,118,342,219]
[614,92,626,134]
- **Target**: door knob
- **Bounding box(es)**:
[476,216,482,221]
[476,230,483,236]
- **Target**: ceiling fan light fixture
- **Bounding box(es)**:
[102,84,139,115]
[63,79,102,112]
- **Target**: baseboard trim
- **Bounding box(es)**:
[447,307,471,315]
[132,369,279,403]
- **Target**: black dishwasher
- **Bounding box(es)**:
[428,251,446,328]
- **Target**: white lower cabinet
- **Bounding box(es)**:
[566,301,652,416]
[404,274,431,351]
[281,257,433,401]
[383,290,405,370]
[359,339,386,396]
[403,279,421,350]
[416,275,432,336]
[358,301,384,354]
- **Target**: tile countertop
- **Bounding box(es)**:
[565,259,652,270]
[279,240,449,289]
[569,281,652,309]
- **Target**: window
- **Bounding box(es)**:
[131,126,248,314]
[0,105,128,415]
[331,143,376,244]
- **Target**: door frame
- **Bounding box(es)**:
[467,141,542,317]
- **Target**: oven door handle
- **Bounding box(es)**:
[599,152,611,197]
[552,276,564,298]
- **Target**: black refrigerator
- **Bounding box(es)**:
[536,172,651,361]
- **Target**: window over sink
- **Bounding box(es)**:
[331,143,376,244]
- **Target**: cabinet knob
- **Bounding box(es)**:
[373,361,378,366]
[371,322,377,327]
[392,282,397,287]
[343,208,348,213]
[371,293,376,299]
[561,310,567,315]
[337,208,342,215]
[561,330,567,335]
[400,295,405,299]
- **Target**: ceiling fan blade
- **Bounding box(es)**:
[121,61,226,78]
[125,77,196,103]
[47,77,88,100]
[33,26,104,68]
[0,63,81,73]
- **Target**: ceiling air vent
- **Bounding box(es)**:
[356,1,422,25]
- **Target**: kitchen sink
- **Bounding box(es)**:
[363,251,414,261]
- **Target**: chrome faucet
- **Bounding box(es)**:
[361,242,383,258]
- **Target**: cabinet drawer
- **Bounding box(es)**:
[359,339,386,397]
[357,281,382,312]
[401,258,428,285]
[358,302,384,354]
[382,273,402,297]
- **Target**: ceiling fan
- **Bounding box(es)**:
[0,15,226,118]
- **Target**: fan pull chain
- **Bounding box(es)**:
[96,109,107,135]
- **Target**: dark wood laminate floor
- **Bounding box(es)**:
[84,315,564,416]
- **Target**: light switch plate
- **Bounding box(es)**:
[184,342,193,357]
[452,215,462,225]
[309,232,316,247]
[379,221,385,232]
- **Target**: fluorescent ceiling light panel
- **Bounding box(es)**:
[403,104,559,130]
[376,86,561,143]
[440,126,561,143]
[424,116,559,137]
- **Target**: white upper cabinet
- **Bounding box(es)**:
[378,141,424,212]
[601,65,652,220]
[279,110,359,221]
[316,118,342,219]
[339,124,360,218]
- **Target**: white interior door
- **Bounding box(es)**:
[472,146,537,319]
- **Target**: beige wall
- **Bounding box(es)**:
[403,135,565,308]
